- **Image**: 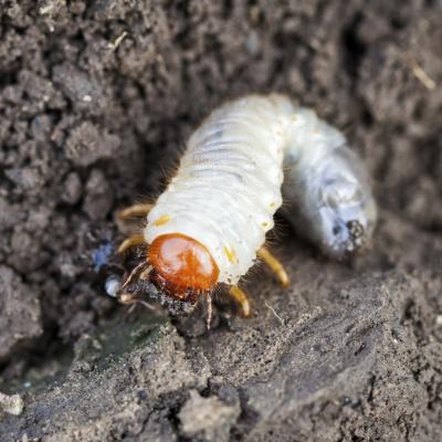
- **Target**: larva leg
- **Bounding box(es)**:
[228,286,251,317]
[257,246,290,288]
[206,292,213,330]
[119,292,156,314]
[119,292,155,311]
[118,203,153,220]
[120,260,150,290]
[118,261,153,306]
[118,234,146,254]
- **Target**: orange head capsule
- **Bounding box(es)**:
[148,233,219,302]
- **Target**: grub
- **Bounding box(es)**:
[0,1,441,440]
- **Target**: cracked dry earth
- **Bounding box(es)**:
[0,1,441,441]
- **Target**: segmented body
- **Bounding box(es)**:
[145,94,376,286]
[281,107,377,257]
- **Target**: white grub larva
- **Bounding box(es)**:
[116,94,376,317]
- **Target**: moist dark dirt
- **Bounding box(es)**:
[0,1,441,441]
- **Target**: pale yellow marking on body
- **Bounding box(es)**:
[153,214,171,226]
[224,245,237,263]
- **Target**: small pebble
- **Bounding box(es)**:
[0,391,24,416]
[105,275,121,298]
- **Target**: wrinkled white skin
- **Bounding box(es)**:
[146,95,290,284]
[146,94,377,284]
[282,107,377,258]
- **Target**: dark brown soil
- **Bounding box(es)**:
[0,1,441,441]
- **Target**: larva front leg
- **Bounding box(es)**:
[117,233,145,254]
[117,202,154,220]
[226,247,289,318]
[116,203,153,260]
[257,246,290,288]
[228,286,251,317]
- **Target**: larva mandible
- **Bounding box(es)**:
[113,94,377,318]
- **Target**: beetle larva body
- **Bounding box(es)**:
[115,94,377,315]
[146,95,295,285]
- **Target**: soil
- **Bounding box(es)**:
[0,1,441,441]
